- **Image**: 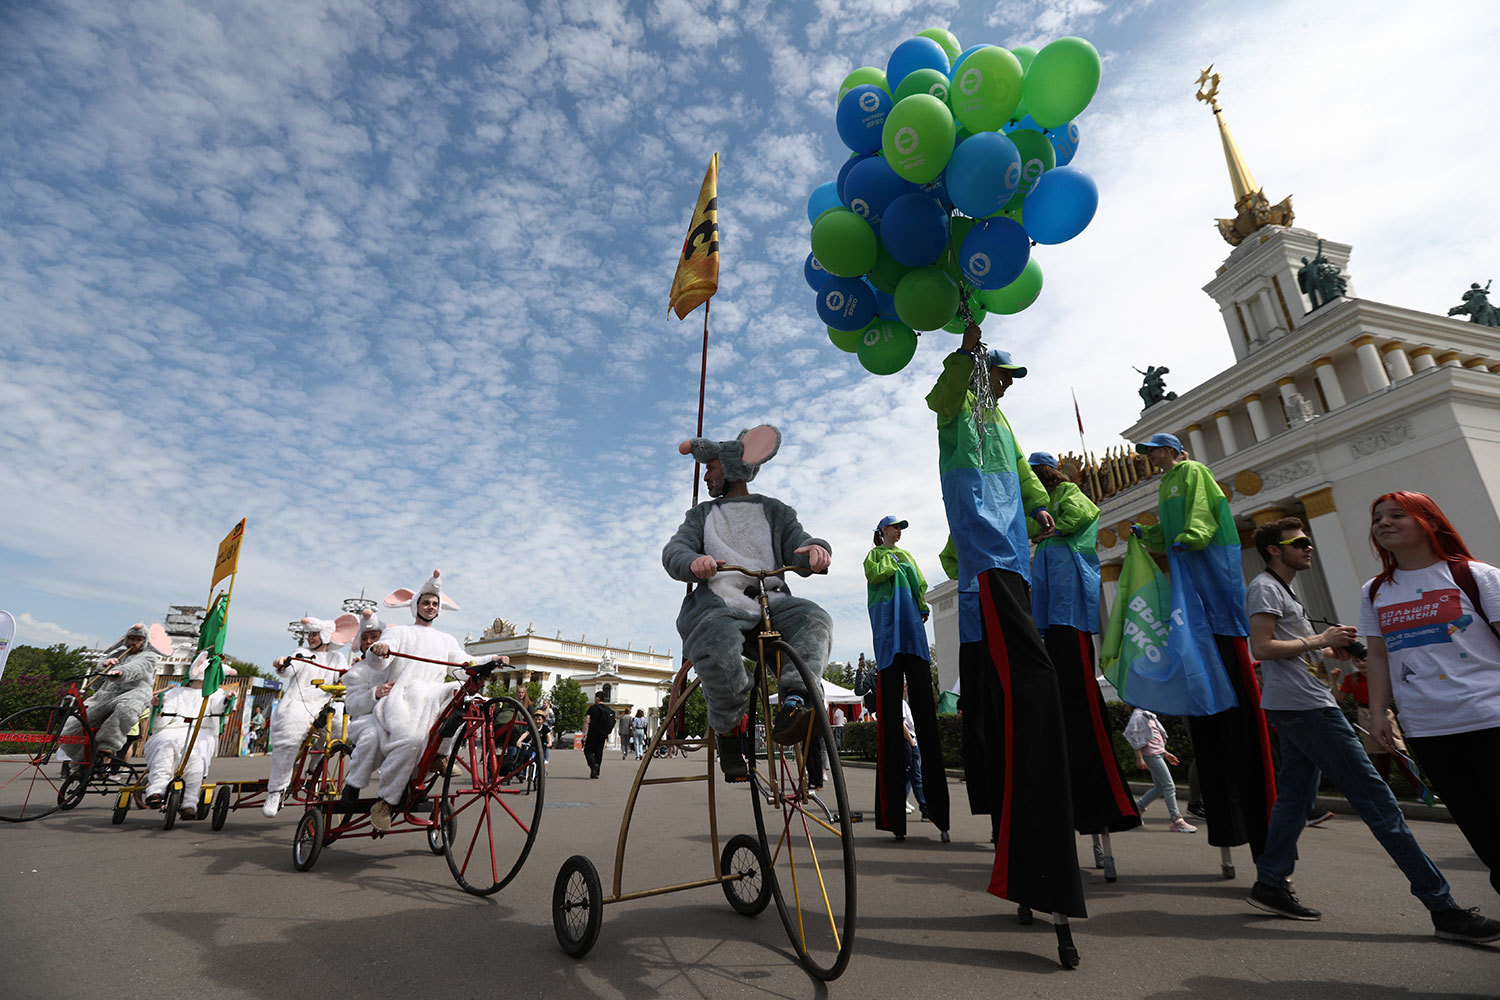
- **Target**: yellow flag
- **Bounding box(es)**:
[668,153,720,320]
[211,518,247,589]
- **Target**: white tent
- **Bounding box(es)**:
[769,677,861,704]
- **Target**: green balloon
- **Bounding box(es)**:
[894,265,960,331]
[868,241,914,293]
[947,46,1024,132]
[881,94,955,184]
[894,67,950,106]
[838,66,890,105]
[1010,45,1037,120]
[916,27,961,63]
[1024,36,1101,129]
[810,209,878,277]
[1000,127,1056,213]
[942,299,988,333]
[977,257,1043,314]
[856,319,919,376]
[828,324,863,353]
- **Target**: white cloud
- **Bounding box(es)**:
[9,613,101,651]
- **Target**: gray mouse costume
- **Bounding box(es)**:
[62,623,161,756]
[663,425,833,735]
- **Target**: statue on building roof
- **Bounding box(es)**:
[1297,240,1347,310]
[1135,365,1178,410]
[1448,280,1499,327]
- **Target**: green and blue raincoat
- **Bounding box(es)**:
[865,545,930,668]
[1138,459,1248,637]
[1027,481,1101,633]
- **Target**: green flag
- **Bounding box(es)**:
[1098,537,1171,701]
[197,592,230,696]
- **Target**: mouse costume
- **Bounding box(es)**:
[263,613,357,816]
[60,622,171,758]
[144,652,236,807]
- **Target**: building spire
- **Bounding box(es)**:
[1195,66,1294,246]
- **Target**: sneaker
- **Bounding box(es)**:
[718,747,749,783]
[904,800,915,814]
[1305,809,1335,828]
[370,799,394,832]
[1248,881,1321,921]
[771,694,813,745]
[1187,802,1207,820]
[261,790,282,818]
[1432,906,1500,944]
[1169,817,1198,833]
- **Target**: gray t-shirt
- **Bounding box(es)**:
[1244,572,1337,711]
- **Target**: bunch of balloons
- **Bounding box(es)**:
[805,28,1102,376]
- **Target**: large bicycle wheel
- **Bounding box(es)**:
[0,705,90,822]
[439,696,544,896]
[749,640,857,981]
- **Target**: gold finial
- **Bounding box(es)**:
[1195,65,1293,246]
[1194,66,1221,111]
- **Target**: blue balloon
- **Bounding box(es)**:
[919,173,954,212]
[959,217,1030,289]
[886,37,949,91]
[1023,165,1098,244]
[837,151,874,203]
[842,155,914,227]
[880,192,950,267]
[945,132,1022,219]
[804,252,831,292]
[817,276,878,331]
[948,44,986,81]
[873,285,898,318]
[836,85,893,155]
[1049,119,1081,166]
[807,182,841,225]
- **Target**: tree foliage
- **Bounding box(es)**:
[4,643,91,681]
[549,677,587,733]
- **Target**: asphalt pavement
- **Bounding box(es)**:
[2,747,1495,999]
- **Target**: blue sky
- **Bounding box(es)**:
[4,0,1498,672]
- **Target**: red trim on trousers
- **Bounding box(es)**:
[1225,635,1277,817]
[874,676,889,829]
[1077,628,1136,818]
[977,571,1015,898]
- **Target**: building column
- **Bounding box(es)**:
[1381,341,1414,380]
[1214,408,1238,455]
[1463,356,1489,370]
[1300,487,1360,626]
[1352,335,1392,393]
[1410,347,1437,372]
[1312,356,1347,409]
[1437,350,1463,368]
[1186,423,1208,460]
[1487,361,1500,374]
[1244,393,1272,441]
[1250,506,1290,526]
[1276,375,1299,411]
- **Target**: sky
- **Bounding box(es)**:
[4,0,1498,673]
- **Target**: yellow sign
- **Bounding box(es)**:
[211,518,246,588]
[668,153,720,320]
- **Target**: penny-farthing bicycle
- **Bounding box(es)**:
[552,565,856,981]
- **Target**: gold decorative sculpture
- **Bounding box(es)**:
[1196,66,1294,246]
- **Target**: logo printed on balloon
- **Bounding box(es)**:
[1022,159,1044,188]
[894,127,919,155]
[928,83,948,99]
[863,328,882,346]
[968,253,992,277]
[851,198,870,218]
[825,290,846,312]
[1006,161,1022,188]
[859,91,880,113]
[959,68,982,96]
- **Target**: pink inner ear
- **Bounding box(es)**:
[740,425,777,465]
[148,623,172,656]
[384,588,415,607]
[441,595,460,611]
[331,614,360,645]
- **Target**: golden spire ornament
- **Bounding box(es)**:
[1196,66,1294,246]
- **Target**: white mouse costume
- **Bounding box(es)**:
[341,609,391,792]
[263,613,357,815]
[143,652,235,806]
[60,622,172,759]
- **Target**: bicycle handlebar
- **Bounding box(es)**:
[287,655,347,674]
[379,649,496,675]
[715,564,803,578]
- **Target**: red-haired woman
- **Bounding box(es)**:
[1361,492,1500,899]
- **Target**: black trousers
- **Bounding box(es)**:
[958,639,998,837]
[874,652,949,835]
[583,738,606,776]
[1045,625,1141,834]
[1185,635,1275,856]
[976,568,1086,918]
[1408,726,1500,897]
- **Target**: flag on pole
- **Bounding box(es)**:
[196,592,230,697]
[211,518,246,589]
[1072,388,1085,435]
[668,153,720,320]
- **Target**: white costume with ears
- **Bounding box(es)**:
[362,570,473,806]
[342,609,391,792]
[60,623,172,758]
[266,614,357,799]
[144,652,236,804]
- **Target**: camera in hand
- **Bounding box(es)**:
[1347,638,1368,660]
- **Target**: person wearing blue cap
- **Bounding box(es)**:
[864,516,948,842]
[927,323,1086,951]
[1132,432,1275,872]
[1027,453,1141,878]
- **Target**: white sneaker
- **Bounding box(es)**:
[904,801,915,814]
[262,790,282,818]
[1169,817,1198,833]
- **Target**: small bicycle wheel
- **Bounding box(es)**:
[427,801,455,856]
[439,696,543,896]
[162,783,184,831]
[553,854,603,957]
[0,705,89,822]
[210,785,233,831]
[749,640,857,981]
[111,791,130,825]
[292,808,325,871]
[721,833,772,916]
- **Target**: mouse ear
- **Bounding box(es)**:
[384,588,415,608]
[147,623,173,657]
[739,425,780,466]
[330,614,360,645]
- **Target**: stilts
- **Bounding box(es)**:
[1053,913,1080,968]
[1091,832,1117,882]
[1220,845,1235,879]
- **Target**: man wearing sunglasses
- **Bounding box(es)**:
[1243,517,1498,941]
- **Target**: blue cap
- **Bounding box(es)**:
[1028,451,1058,469]
[985,348,1027,377]
[1135,432,1183,455]
[876,515,909,531]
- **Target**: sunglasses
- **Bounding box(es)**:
[1276,536,1314,550]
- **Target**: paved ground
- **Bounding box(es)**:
[3,748,1496,999]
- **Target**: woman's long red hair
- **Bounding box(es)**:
[1368,491,1475,592]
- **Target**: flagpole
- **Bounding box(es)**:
[691,298,711,508]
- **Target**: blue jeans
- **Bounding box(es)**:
[1258,708,1455,911]
[1136,753,1181,820]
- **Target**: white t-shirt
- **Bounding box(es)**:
[1357,560,1500,738]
